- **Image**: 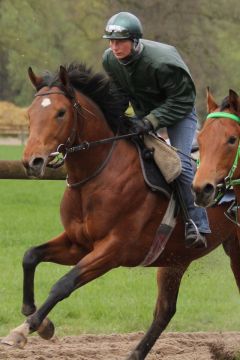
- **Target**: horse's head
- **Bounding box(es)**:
[193,88,240,207]
[23,66,81,177]
[23,64,127,178]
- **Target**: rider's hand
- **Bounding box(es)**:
[131,117,154,135]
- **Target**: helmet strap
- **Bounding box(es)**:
[133,38,139,49]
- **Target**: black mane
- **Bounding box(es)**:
[38,63,130,134]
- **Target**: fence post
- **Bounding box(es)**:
[0,161,66,180]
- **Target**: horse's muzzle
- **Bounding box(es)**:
[192,182,216,208]
[22,156,47,178]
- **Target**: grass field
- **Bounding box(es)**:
[0,145,240,337]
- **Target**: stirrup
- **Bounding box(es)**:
[225,200,240,227]
[185,219,207,249]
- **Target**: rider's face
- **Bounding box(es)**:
[109,39,133,59]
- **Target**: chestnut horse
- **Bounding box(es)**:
[192,90,240,291]
[2,65,239,360]
[193,89,240,208]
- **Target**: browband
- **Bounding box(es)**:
[207,111,240,124]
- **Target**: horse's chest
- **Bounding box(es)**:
[60,191,114,242]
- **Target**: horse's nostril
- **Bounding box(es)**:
[204,183,214,194]
[25,156,46,178]
[32,157,44,167]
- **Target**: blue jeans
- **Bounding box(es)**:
[167,109,211,234]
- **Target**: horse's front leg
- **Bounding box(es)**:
[22,231,87,317]
[3,238,119,347]
[127,264,189,360]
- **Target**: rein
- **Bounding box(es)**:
[66,140,117,188]
[205,111,240,205]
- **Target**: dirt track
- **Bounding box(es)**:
[1,332,240,360]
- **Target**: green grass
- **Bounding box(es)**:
[0,145,240,337]
[0,144,24,160]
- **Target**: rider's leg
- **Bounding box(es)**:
[167,108,211,247]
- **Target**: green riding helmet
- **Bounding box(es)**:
[103,12,143,40]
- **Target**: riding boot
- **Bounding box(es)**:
[174,181,207,249]
[185,220,207,249]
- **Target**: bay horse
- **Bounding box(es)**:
[2,65,240,360]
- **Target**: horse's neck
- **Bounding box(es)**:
[66,131,139,190]
[77,92,113,140]
[65,93,117,182]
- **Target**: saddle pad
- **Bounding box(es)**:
[144,134,182,183]
[133,139,172,199]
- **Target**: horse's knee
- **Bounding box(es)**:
[22,246,43,270]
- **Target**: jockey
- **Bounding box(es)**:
[102,11,211,248]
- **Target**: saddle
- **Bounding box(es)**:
[133,135,198,194]
[133,138,172,198]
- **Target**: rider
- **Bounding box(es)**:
[102,12,211,248]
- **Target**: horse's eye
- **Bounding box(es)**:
[228,136,237,145]
[57,109,66,118]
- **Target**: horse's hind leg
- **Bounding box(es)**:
[222,235,240,290]
[22,231,86,316]
[127,264,189,360]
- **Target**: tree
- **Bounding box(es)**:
[0,0,239,116]
[0,0,108,105]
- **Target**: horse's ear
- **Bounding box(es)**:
[229,89,239,114]
[28,67,43,89]
[206,87,218,113]
[59,65,70,87]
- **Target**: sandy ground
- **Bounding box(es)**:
[1,332,240,360]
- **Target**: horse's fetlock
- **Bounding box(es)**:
[27,314,42,333]
[22,303,36,317]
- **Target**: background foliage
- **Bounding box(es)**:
[0,0,240,117]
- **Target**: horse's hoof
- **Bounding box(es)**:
[21,304,36,316]
[1,331,27,349]
[37,317,55,340]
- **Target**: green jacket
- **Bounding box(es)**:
[102,39,196,129]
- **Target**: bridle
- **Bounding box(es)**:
[34,87,120,188]
[35,89,82,165]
